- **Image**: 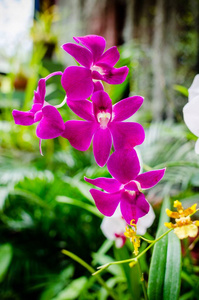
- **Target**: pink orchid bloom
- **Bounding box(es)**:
[85,149,165,225]
[12,72,65,150]
[62,90,145,167]
[61,35,129,99]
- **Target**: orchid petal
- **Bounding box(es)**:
[36,106,65,139]
[112,96,144,121]
[12,110,35,126]
[90,189,121,217]
[74,35,106,63]
[136,205,155,235]
[107,149,140,184]
[100,215,126,241]
[61,66,93,100]
[93,80,104,92]
[34,78,46,105]
[136,168,166,189]
[62,43,93,68]
[183,96,199,137]
[188,74,199,101]
[195,138,199,154]
[93,127,112,167]
[109,122,145,150]
[62,120,96,151]
[91,90,112,119]
[67,99,94,121]
[120,191,150,225]
[85,177,122,192]
[92,63,129,85]
[97,46,120,66]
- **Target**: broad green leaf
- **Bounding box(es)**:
[163,231,181,300]
[0,243,13,282]
[52,276,87,300]
[114,245,141,300]
[148,197,170,300]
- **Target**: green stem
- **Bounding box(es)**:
[155,161,199,169]
[93,229,173,276]
[62,249,119,300]
[137,261,148,300]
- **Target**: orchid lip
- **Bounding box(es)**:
[97,111,111,128]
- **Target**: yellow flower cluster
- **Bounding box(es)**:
[124,220,140,256]
[165,200,199,239]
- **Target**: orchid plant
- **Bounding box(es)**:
[12,35,199,299]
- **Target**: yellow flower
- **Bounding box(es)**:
[165,200,199,239]
[124,220,140,256]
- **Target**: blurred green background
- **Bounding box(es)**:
[0,0,199,299]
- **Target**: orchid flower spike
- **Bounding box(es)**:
[62,90,145,167]
[12,72,65,153]
[61,35,129,99]
[183,74,199,153]
[101,205,155,248]
[85,149,165,225]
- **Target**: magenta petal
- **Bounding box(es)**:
[93,64,129,84]
[62,43,93,68]
[12,110,35,126]
[136,168,166,189]
[97,46,120,66]
[109,122,145,150]
[34,78,46,105]
[93,81,104,92]
[74,35,106,63]
[91,91,112,118]
[85,177,122,193]
[36,106,65,139]
[107,149,140,184]
[120,191,150,224]
[67,99,94,121]
[62,120,96,151]
[61,66,93,100]
[112,96,144,121]
[93,128,112,167]
[90,189,121,217]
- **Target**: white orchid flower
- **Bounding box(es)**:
[183,75,199,153]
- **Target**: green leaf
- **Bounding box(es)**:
[57,196,102,218]
[163,231,181,300]
[52,276,87,300]
[114,245,141,300]
[173,84,188,97]
[148,197,170,300]
[0,243,13,282]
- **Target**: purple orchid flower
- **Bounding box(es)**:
[12,72,65,153]
[61,35,129,99]
[85,149,165,225]
[62,90,145,167]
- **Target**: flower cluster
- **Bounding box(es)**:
[12,35,165,239]
[165,200,199,239]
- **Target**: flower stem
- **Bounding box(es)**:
[137,261,148,300]
[93,228,173,276]
[62,249,119,300]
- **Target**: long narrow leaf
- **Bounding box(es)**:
[148,196,170,300]
[163,231,181,300]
